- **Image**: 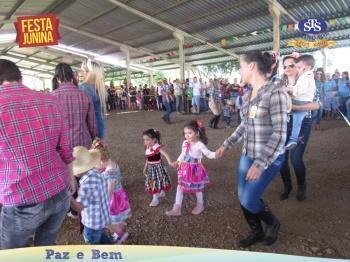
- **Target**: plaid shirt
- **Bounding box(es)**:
[52,82,96,148]
[77,169,110,230]
[223,82,288,171]
[0,83,73,207]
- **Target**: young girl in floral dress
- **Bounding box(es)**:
[166,120,216,216]
[92,139,131,243]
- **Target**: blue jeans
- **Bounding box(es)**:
[83,227,114,244]
[223,116,231,126]
[280,116,312,186]
[192,95,200,107]
[200,98,208,111]
[312,103,323,125]
[162,101,172,122]
[289,111,308,142]
[175,95,182,112]
[346,97,350,121]
[0,187,70,249]
[237,154,285,214]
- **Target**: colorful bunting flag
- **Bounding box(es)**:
[329,19,337,26]
[220,38,227,47]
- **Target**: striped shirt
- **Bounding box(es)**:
[223,82,288,171]
[0,83,73,207]
[77,169,110,230]
[52,82,96,148]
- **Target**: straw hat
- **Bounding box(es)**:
[72,146,101,176]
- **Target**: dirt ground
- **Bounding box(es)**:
[57,110,350,259]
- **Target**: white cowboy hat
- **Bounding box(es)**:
[226,99,234,106]
[72,146,101,176]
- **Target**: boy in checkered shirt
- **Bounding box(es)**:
[70,146,115,244]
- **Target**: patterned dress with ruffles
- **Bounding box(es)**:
[144,143,171,194]
[102,164,131,224]
[177,141,216,193]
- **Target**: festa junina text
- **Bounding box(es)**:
[15,14,60,48]
[45,249,123,260]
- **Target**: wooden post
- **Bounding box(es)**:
[321,48,327,71]
[269,3,281,53]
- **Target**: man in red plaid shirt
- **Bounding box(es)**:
[0,59,75,249]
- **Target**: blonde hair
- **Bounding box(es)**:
[82,60,106,113]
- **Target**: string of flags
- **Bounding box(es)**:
[139,15,350,64]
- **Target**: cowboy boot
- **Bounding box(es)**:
[257,205,280,245]
[209,116,216,128]
[239,205,264,247]
[213,115,221,129]
[296,184,306,201]
[280,182,292,200]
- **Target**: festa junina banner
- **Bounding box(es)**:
[14,14,60,48]
[0,245,348,262]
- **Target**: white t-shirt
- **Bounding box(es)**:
[177,141,215,162]
[293,70,316,102]
[174,83,183,96]
[157,85,163,96]
[192,81,201,96]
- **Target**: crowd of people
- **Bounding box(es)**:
[0,47,348,250]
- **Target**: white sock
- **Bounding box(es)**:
[195,192,204,205]
[152,194,159,201]
[175,185,184,206]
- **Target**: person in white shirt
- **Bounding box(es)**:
[285,54,316,150]
[192,77,201,114]
[199,78,209,111]
[173,79,183,113]
[156,82,163,111]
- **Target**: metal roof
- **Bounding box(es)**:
[1,0,350,78]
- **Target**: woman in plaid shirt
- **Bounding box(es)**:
[216,52,288,248]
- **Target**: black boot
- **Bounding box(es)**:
[213,114,221,129]
[239,205,264,247]
[280,182,292,200]
[296,184,306,201]
[257,205,280,245]
[209,116,215,128]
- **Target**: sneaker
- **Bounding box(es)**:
[67,211,78,219]
[112,232,119,242]
[158,190,166,198]
[285,141,297,150]
[165,204,181,216]
[116,231,129,244]
[149,198,159,207]
[191,203,204,215]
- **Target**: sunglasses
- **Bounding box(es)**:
[283,64,295,69]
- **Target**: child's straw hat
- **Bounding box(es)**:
[72,146,101,176]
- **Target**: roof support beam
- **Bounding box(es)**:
[264,0,298,23]
[106,0,239,59]
[269,3,281,53]
[60,23,192,69]
[0,0,26,30]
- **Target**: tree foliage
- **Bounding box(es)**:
[196,59,239,78]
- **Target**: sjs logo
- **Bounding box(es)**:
[298,18,327,34]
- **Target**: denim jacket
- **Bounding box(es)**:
[80,83,105,139]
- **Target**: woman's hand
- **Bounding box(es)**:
[215,146,226,159]
[246,165,262,181]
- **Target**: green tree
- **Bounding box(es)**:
[109,79,114,88]
[155,70,166,82]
